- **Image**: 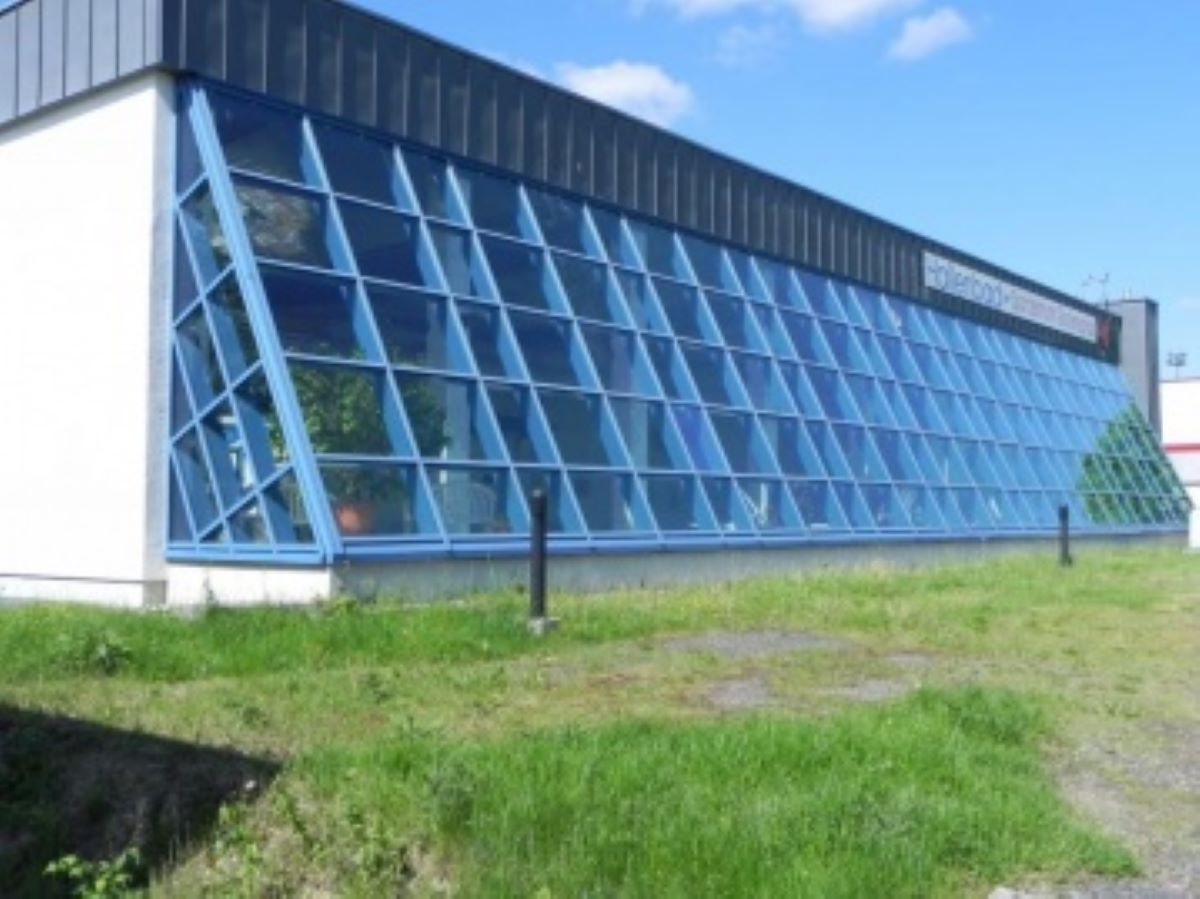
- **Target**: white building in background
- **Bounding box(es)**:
[1161,378,1200,547]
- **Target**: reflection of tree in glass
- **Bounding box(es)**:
[398,380,451,458]
[236,184,323,264]
[1076,404,1186,525]
[291,367,391,455]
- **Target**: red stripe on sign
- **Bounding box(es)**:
[1164,444,1200,454]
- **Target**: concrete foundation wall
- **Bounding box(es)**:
[160,533,1186,607]
[0,73,174,606]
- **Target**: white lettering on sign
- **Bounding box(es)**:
[922,252,1098,343]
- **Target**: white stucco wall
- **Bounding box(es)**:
[1160,379,1200,548]
[0,74,174,604]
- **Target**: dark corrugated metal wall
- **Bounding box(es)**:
[0,0,1115,359]
[0,0,161,121]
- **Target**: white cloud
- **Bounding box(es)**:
[634,0,920,33]
[887,7,973,61]
[556,61,697,127]
[716,23,783,67]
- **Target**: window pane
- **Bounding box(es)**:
[590,206,639,267]
[428,224,492,298]
[610,398,687,469]
[732,353,788,413]
[290,364,404,455]
[211,91,307,183]
[488,384,555,463]
[481,235,560,311]
[229,500,271,545]
[516,469,581,534]
[711,411,768,473]
[370,285,464,371]
[781,311,835,366]
[510,311,586,386]
[235,372,288,479]
[174,222,201,317]
[180,187,231,286]
[672,404,723,471]
[526,186,596,256]
[314,121,408,208]
[703,477,755,532]
[555,253,626,324]
[401,147,463,221]
[538,390,617,466]
[321,463,426,536]
[457,301,523,378]
[178,308,225,409]
[339,201,439,287]
[169,470,193,542]
[795,271,845,321]
[655,278,712,342]
[208,275,259,378]
[680,233,735,291]
[582,325,653,395]
[643,475,715,532]
[175,429,219,529]
[760,416,820,477]
[201,401,254,508]
[263,268,370,360]
[236,180,336,268]
[643,336,694,400]
[706,290,759,350]
[615,270,665,333]
[626,218,682,277]
[570,471,640,532]
[737,478,790,530]
[428,466,522,535]
[396,373,500,461]
[455,166,531,239]
[683,344,738,407]
[790,481,849,532]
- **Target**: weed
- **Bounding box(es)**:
[53,629,132,676]
[44,848,141,898]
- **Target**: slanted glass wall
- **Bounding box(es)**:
[167,81,1191,563]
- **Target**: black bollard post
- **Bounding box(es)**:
[528,490,558,635]
[1058,504,1073,567]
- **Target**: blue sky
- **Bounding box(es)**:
[354,0,1200,376]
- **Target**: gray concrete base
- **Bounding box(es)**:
[332,533,1188,604]
[4,534,1183,609]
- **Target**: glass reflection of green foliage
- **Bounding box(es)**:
[1077,404,1182,525]
[399,380,451,458]
[292,367,391,455]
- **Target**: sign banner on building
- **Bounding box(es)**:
[922,252,1098,343]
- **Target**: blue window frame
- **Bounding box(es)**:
[167,80,1190,565]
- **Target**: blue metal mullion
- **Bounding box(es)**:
[299,115,452,551]
[189,259,283,547]
[186,84,343,563]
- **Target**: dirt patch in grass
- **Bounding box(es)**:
[1052,720,1200,897]
[705,676,776,711]
[824,678,915,703]
[664,629,850,659]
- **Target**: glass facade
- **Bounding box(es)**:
[167,81,1190,564]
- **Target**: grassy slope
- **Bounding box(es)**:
[1,548,1196,896]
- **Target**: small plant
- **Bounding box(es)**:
[54,629,133,676]
[211,802,264,886]
[425,757,477,838]
[44,848,141,898]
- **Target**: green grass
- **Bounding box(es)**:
[384,689,1130,897]
[1,547,1196,897]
